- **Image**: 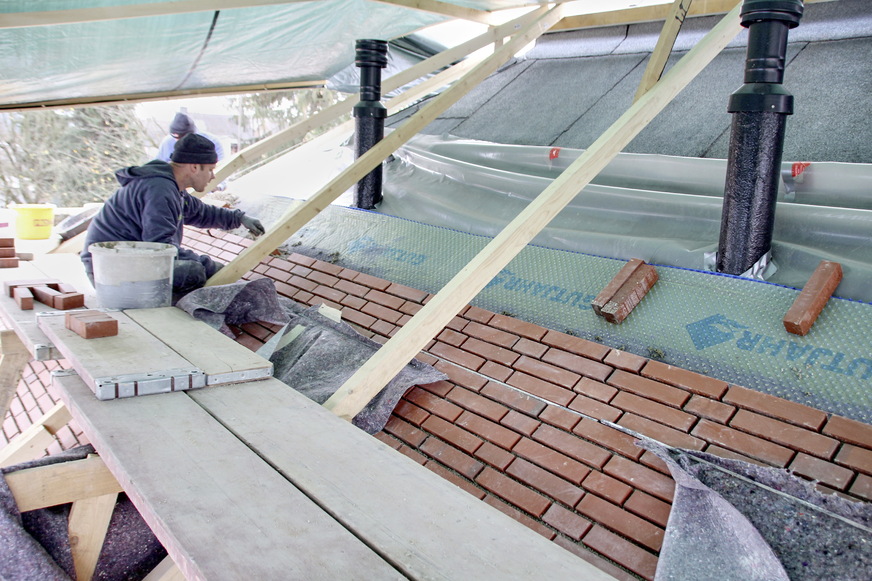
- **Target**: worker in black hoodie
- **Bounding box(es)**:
[80,133,265,295]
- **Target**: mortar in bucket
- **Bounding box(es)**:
[89,241,177,309]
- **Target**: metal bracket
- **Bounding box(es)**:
[93,368,206,400]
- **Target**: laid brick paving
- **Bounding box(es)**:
[3,226,871,581]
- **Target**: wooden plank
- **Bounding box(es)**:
[69,492,117,581]
[52,372,401,581]
[207,4,564,286]
[5,454,123,512]
[143,557,185,581]
[37,312,206,399]
[125,307,272,385]
[0,329,31,419]
[324,2,745,421]
[191,379,618,581]
[207,7,545,190]
[0,402,72,467]
[634,0,693,102]
[0,261,66,360]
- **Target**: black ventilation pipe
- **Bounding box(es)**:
[716,0,803,275]
[353,39,388,209]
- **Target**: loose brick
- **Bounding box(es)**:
[607,370,690,408]
[542,348,612,382]
[612,391,697,432]
[30,285,61,306]
[583,524,658,581]
[457,411,521,450]
[507,458,585,507]
[4,278,62,297]
[783,260,842,335]
[834,444,872,476]
[730,409,839,459]
[506,372,573,406]
[577,494,664,551]
[641,360,728,399]
[542,504,592,541]
[0,237,14,247]
[0,257,19,268]
[723,385,826,430]
[683,395,735,424]
[53,292,85,310]
[592,259,658,324]
[591,258,646,317]
[604,455,675,503]
[476,467,551,517]
[823,415,872,449]
[512,437,591,484]
[604,349,647,373]
[0,247,16,258]
[790,452,854,490]
[420,437,485,479]
[12,286,33,310]
[535,423,613,469]
[692,419,794,467]
[66,314,118,339]
[582,470,633,505]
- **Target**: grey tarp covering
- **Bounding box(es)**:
[177,279,446,433]
[645,442,872,581]
[0,445,166,581]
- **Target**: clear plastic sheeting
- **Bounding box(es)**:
[379,134,872,303]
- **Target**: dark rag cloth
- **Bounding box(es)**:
[176,278,291,337]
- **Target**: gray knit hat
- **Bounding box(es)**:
[171,133,217,164]
[169,112,197,135]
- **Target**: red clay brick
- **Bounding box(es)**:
[352,272,391,291]
[393,399,430,426]
[490,314,547,341]
[542,330,610,361]
[604,350,647,373]
[723,385,826,430]
[612,391,697,432]
[463,306,494,324]
[583,524,658,581]
[340,294,367,311]
[383,416,427,448]
[624,489,672,529]
[790,452,854,490]
[596,261,658,324]
[31,285,61,306]
[823,415,872,449]
[435,361,488,391]
[0,257,20,268]
[552,538,640,581]
[264,266,292,282]
[421,415,483,454]
[481,381,547,415]
[342,308,377,330]
[437,328,466,347]
[568,393,622,423]
[783,260,842,336]
[535,423,613,469]
[692,419,794,467]
[373,431,402,450]
[577,494,663,552]
[12,286,33,310]
[512,437,591,484]
[513,356,581,391]
[641,360,728,399]
[834,444,872,476]
[425,461,486,499]
[66,314,118,339]
[429,342,485,371]
[476,467,551,517]
[462,337,520,367]
[309,259,343,276]
[474,441,515,470]
[420,437,485,480]
[730,409,839,459]
[483,495,556,540]
[573,417,643,461]
[420,379,453,398]
[405,388,463,422]
[500,410,541,437]
[446,387,509,422]
[512,337,548,359]
[542,348,612,382]
[385,282,428,303]
[457,411,521,450]
[542,504,592,541]
[506,372,573,406]
[683,395,735,424]
[365,288,405,310]
[507,458,585,507]
[591,258,646,317]
[850,473,872,501]
[574,377,618,403]
[538,405,582,431]
[582,470,633,506]
[607,370,690,408]
[335,279,369,297]
[604,455,675,503]
[480,361,512,382]
[463,321,519,348]
[370,320,396,338]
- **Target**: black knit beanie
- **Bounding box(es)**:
[171,133,218,164]
[169,112,197,135]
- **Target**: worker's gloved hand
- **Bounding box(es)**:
[241,214,265,237]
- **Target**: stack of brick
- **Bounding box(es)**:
[4,279,85,310]
[0,238,18,269]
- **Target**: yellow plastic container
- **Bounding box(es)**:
[13,204,55,239]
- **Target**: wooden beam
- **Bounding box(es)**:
[0,329,30,419]
[143,557,186,581]
[69,491,118,581]
[372,0,497,25]
[5,454,123,512]
[206,5,564,286]
[0,402,72,467]
[634,0,693,102]
[323,2,744,421]
[205,7,545,190]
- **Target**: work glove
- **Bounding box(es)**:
[241,214,265,237]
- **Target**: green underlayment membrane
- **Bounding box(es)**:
[250,198,872,426]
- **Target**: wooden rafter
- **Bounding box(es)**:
[372,0,497,25]
[634,0,693,102]
[205,4,564,286]
[323,1,745,420]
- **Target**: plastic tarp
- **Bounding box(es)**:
[378,134,872,303]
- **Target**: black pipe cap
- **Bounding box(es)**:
[740,0,804,28]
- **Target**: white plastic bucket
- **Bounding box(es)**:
[89,241,177,309]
